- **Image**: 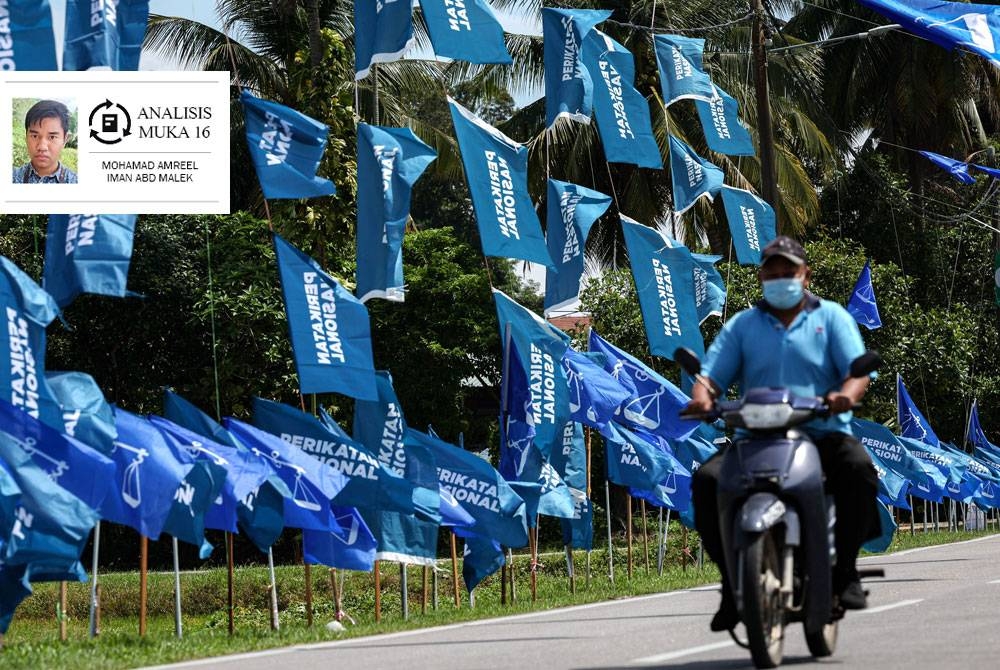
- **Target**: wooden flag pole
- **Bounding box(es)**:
[226,532,235,635]
[641,500,650,575]
[59,581,67,642]
[374,560,382,623]
[626,494,633,581]
[304,563,314,627]
[422,566,429,615]
[139,535,148,637]
[450,532,461,607]
[172,537,183,638]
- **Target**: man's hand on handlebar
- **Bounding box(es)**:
[824,391,855,415]
[682,398,714,417]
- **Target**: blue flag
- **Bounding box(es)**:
[588,329,699,440]
[460,533,505,591]
[45,371,117,455]
[604,423,676,491]
[853,418,945,504]
[582,29,663,169]
[163,389,242,449]
[273,233,378,400]
[409,428,528,546]
[3,0,57,70]
[861,499,896,553]
[542,8,612,126]
[0,257,62,426]
[448,98,554,268]
[857,0,1000,67]
[970,401,1000,467]
[654,34,718,107]
[252,396,414,514]
[972,163,1000,179]
[303,506,377,572]
[847,260,883,330]
[561,349,631,431]
[43,214,138,308]
[317,405,353,440]
[356,124,437,303]
[668,135,724,214]
[900,436,965,494]
[560,487,594,550]
[360,507,439,566]
[420,0,511,64]
[695,85,755,156]
[241,91,337,200]
[719,186,777,266]
[620,217,705,359]
[918,150,976,184]
[543,179,612,314]
[354,0,414,79]
[691,251,726,324]
[63,0,149,71]
[493,289,571,460]
[897,375,941,446]
[671,432,719,477]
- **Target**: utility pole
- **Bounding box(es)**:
[752,0,780,230]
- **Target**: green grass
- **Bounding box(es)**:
[1,528,994,669]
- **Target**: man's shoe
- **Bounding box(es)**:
[837,580,868,610]
[710,593,739,632]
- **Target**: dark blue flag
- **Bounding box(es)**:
[46,371,116,454]
[273,233,378,400]
[668,136,724,214]
[897,375,941,446]
[543,179,612,315]
[620,217,705,359]
[317,405,353,440]
[696,85,755,156]
[899,436,965,495]
[654,34,717,106]
[252,396,414,514]
[449,98,554,269]
[719,186,777,266]
[972,163,1000,179]
[63,0,149,71]
[356,124,436,303]
[918,150,976,184]
[421,0,511,65]
[163,389,242,449]
[588,329,699,440]
[242,91,337,200]
[582,29,663,169]
[303,506,377,572]
[43,214,138,308]
[542,8,612,126]
[3,0,57,70]
[460,532,506,591]
[561,349,631,431]
[354,0,414,79]
[847,260,882,330]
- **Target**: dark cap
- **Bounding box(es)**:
[761,236,807,266]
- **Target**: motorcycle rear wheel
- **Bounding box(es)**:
[805,620,838,657]
[742,531,785,669]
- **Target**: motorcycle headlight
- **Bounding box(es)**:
[738,403,794,430]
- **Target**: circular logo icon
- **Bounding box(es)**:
[89,99,132,145]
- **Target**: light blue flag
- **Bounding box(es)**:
[448,98,554,269]
[561,349,632,431]
[420,0,511,64]
[853,418,945,503]
[43,214,138,308]
[719,186,777,265]
[671,432,718,477]
[224,418,348,532]
[3,0,57,70]
[359,507,439,566]
[861,499,896,553]
[409,428,529,547]
[896,375,941,446]
[252,396,414,514]
[356,124,437,303]
[582,29,663,169]
[847,260,883,330]
[668,135,724,215]
[620,217,705,359]
[691,251,726,324]
[695,85,755,156]
[856,0,1000,67]
[588,329,699,440]
[63,0,148,71]
[940,442,999,481]
[542,8,612,126]
[459,532,505,591]
[543,179,612,314]
[241,91,337,200]
[604,423,675,491]
[918,150,976,184]
[654,34,718,107]
[865,439,911,509]
[46,371,116,455]
[0,257,62,426]
[493,289,571,460]
[273,233,378,400]
[354,0,414,79]
[303,506,377,572]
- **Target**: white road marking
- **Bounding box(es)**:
[859,598,923,615]
[989,579,1000,584]
[631,641,736,665]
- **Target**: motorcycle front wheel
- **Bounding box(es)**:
[805,620,838,657]
[742,530,785,669]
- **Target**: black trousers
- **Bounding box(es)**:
[691,432,880,591]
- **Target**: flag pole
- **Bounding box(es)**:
[500,320,513,607]
[450,532,461,607]
[586,425,592,588]
[530,521,538,601]
[172,537,183,638]
[640,500,650,575]
[304,562,314,626]
[374,560,382,622]
[500,549,508,606]
[432,564,439,610]
[508,548,516,603]
[226,532,235,635]
[88,521,101,638]
[566,544,576,594]
[139,534,148,637]
[605,478,614,585]
[909,495,915,536]
[400,563,409,620]
[626,494,633,580]
[657,509,670,575]
[267,547,280,630]
[422,565,429,615]
[59,581,67,641]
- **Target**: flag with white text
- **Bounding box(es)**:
[43,214,138,307]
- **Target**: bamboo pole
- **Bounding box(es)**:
[139,535,148,637]
[640,500,650,575]
[450,532,461,607]
[626,494,633,581]
[422,566,429,615]
[59,581,67,641]
[304,563,314,627]
[374,560,382,623]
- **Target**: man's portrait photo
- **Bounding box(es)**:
[12,99,79,184]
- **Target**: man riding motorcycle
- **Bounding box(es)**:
[684,236,881,632]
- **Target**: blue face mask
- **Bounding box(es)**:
[762,278,805,310]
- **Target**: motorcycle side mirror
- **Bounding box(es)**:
[674,347,702,377]
[848,351,882,379]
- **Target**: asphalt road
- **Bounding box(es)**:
[148,534,1000,670]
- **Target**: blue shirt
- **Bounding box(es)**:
[701,293,867,435]
[12,163,78,184]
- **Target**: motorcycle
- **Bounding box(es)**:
[675,347,882,669]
